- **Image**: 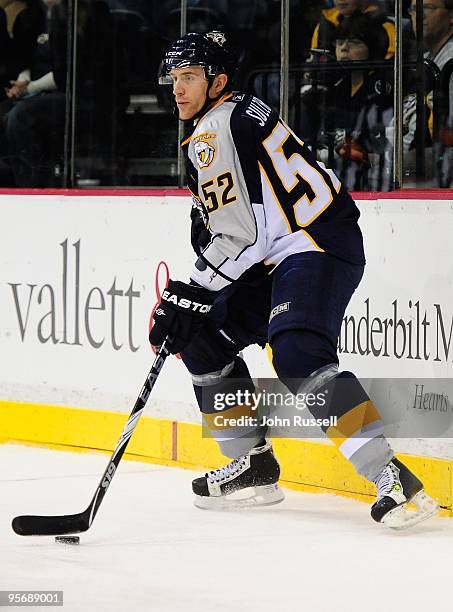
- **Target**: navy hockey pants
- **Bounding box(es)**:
[180,252,393,481]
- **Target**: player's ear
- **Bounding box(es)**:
[211,73,228,97]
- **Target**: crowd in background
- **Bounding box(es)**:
[0,0,452,190]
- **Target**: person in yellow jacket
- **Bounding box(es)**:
[0,0,26,36]
[311,0,395,59]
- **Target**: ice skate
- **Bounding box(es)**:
[371,458,439,530]
[192,441,284,509]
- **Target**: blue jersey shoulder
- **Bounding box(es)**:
[230,92,275,129]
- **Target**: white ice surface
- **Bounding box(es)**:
[2,444,453,612]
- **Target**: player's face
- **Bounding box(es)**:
[409,0,453,49]
[335,38,369,61]
[171,66,209,120]
[334,0,363,16]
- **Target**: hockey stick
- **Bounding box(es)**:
[12,339,171,536]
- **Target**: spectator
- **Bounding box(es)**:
[72,0,130,182]
[320,11,394,190]
[1,0,47,82]
[409,0,453,65]
[0,8,12,95]
[386,0,453,186]
[5,0,59,101]
[311,0,395,59]
[4,0,65,187]
[1,0,26,33]
[5,0,130,187]
[0,0,47,184]
[407,0,453,184]
[409,0,453,118]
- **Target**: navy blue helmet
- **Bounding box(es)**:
[158,32,234,86]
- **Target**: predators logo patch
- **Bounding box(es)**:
[194,139,216,168]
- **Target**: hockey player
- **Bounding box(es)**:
[150,31,439,529]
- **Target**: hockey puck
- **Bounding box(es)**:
[55,536,80,545]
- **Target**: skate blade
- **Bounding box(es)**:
[194,484,285,510]
[382,490,440,530]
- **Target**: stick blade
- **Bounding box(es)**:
[12,511,90,536]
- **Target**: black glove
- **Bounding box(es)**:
[149,279,216,354]
[190,201,211,256]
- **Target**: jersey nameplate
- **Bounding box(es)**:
[244,97,272,127]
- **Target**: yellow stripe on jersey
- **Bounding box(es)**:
[301,229,326,252]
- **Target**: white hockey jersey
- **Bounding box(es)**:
[182,92,365,291]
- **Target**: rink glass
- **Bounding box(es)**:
[2,0,451,190]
